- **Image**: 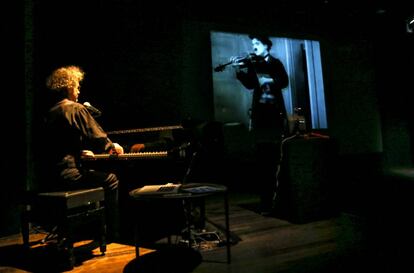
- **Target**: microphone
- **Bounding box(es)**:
[83,102,102,117]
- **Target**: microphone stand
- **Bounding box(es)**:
[182,148,199,185]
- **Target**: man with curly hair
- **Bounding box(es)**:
[40,65,124,241]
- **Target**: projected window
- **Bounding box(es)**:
[210,31,327,131]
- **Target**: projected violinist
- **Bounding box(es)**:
[230,35,289,215]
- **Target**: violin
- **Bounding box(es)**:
[214,53,265,72]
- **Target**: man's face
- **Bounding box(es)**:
[68,81,80,102]
[252,38,268,57]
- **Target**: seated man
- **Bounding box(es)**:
[39,65,124,241]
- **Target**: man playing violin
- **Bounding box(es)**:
[230,35,289,215]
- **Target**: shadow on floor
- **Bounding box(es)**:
[0,240,105,272]
[124,245,202,273]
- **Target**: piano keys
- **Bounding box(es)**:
[81,151,188,192]
[82,151,169,161]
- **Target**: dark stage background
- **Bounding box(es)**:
[2,0,414,236]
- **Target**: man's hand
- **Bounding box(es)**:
[130,143,145,153]
[81,150,95,158]
[230,56,247,67]
[112,143,124,154]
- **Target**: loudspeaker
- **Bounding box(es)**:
[276,136,336,223]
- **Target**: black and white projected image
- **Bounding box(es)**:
[210,31,327,133]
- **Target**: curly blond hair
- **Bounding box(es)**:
[46,65,85,92]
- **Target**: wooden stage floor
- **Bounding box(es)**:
[0,191,408,273]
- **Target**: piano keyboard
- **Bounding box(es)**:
[82,151,169,160]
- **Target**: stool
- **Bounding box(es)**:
[21,187,107,269]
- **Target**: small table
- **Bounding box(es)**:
[129,183,231,264]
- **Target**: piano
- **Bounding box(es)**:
[106,125,184,135]
[85,122,224,242]
[83,124,195,242]
[82,124,194,191]
[106,125,190,153]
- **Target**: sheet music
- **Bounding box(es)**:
[130,183,182,195]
